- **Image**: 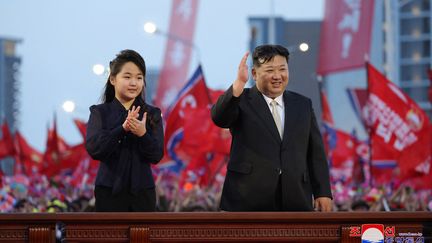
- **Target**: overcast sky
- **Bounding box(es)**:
[0,0,324,150]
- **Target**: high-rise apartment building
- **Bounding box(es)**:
[0,37,21,174]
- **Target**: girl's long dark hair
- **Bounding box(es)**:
[102,49,147,103]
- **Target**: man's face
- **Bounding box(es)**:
[252,55,289,98]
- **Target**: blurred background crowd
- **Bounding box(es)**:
[2,170,432,213]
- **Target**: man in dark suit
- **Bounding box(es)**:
[211,44,332,211]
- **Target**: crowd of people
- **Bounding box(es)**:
[1,169,431,213]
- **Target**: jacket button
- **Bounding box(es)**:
[118,140,121,143]
[277,168,282,175]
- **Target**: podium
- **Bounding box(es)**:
[0,212,430,242]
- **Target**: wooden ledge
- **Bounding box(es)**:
[0,212,430,242]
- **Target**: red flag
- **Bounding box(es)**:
[209,89,224,104]
[177,92,231,188]
[211,128,231,155]
[73,119,87,139]
[331,130,356,169]
[181,106,231,154]
[0,122,16,160]
[42,115,71,176]
[162,66,211,170]
[366,63,431,185]
[181,107,216,154]
[208,89,231,154]
[14,131,44,175]
[347,88,394,184]
[179,152,228,188]
[161,66,231,191]
[404,169,432,190]
[58,143,87,170]
[317,0,374,75]
[327,129,357,184]
[180,107,231,184]
[154,0,199,113]
[179,152,208,188]
[44,121,59,165]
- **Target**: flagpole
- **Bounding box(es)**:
[268,0,275,44]
[365,61,374,188]
[317,75,323,102]
[316,74,326,132]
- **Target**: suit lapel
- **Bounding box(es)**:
[281,91,301,149]
[248,86,282,143]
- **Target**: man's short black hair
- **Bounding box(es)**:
[252,44,290,67]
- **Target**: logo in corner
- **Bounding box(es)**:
[361,224,384,243]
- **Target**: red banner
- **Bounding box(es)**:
[154,0,199,113]
[366,63,431,186]
[317,0,374,75]
[347,87,395,183]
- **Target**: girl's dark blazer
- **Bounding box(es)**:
[85,98,164,195]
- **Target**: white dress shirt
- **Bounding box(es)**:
[262,93,285,134]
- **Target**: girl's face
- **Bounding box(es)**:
[110,61,144,104]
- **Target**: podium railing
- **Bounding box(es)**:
[0,212,431,242]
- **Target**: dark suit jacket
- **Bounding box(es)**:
[211,85,332,211]
[85,98,164,195]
